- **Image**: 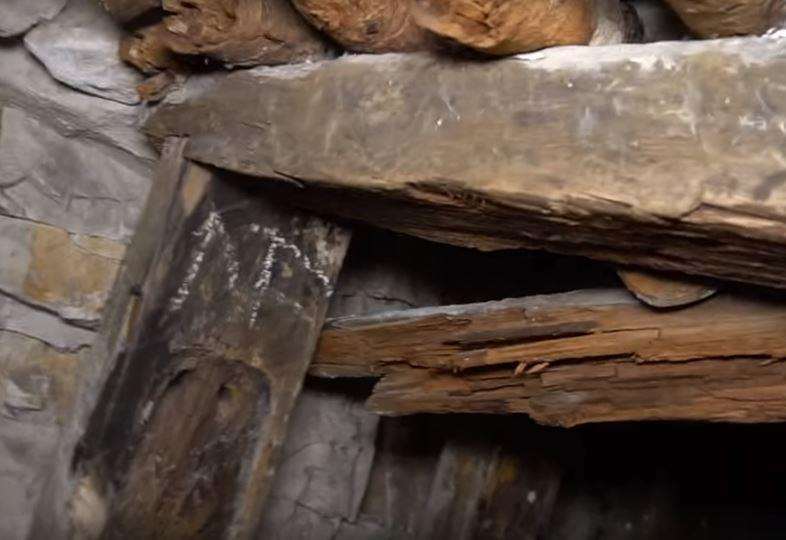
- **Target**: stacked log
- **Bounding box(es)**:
[664,0,785,37]
[412,0,640,55]
[289,0,439,53]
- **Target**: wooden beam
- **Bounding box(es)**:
[311,289,786,425]
[146,38,786,288]
[34,145,349,538]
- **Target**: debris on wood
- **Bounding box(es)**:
[617,268,718,308]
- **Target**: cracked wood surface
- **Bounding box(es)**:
[33,143,349,539]
[312,288,786,425]
[147,37,786,288]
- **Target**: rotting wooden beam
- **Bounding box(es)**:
[311,289,786,425]
[31,142,349,539]
[146,37,786,288]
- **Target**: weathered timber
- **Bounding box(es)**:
[663,0,784,37]
[290,0,441,53]
[311,289,786,425]
[32,146,349,538]
[146,38,786,288]
[617,268,718,307]
[120,22,183,75]
[101,0,159,24]
[157,0,333,67]
[412,0,640,55]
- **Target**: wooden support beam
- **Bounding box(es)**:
[33,142,349,539]
[311,289,786,425]
[146,38,786,288]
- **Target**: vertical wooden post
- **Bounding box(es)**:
[32,141,350,539]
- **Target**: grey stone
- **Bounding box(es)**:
[0,42,154,160]
[0,107,152,241]
[258,386,378,540]
[24,0,144,105]
[0,331,82,540]
[0,293,95,351]
[0,0,66,37]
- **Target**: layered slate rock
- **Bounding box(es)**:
[24,0,144,105]
[0,0,66,37]
[0,215,124,326]
[0,331,81,540]
[0,107,152,241]
[147,36,786,288]
[0,43,153,160]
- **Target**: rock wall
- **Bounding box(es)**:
[0,1,154,537]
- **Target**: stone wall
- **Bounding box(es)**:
[0,1,154,537]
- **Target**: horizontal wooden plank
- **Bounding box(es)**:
[146,37,786,288]
[311,289,786,425]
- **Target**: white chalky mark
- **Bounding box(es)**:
[248,226,332,327]
[527,490,538,504]
[168,210,224,313]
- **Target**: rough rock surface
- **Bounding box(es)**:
[0,0,67,37]
[24,0,144,105]
[0,215,124,326]
[257,385,378,539]
[0,330,81,539]
[0,43,153,160]
[0,14,154,540]
[0,107,152,241]
[0,294,95,354]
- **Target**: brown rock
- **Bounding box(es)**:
[290,0,439,53]
[663,0,783,37]
[1,215,124,326]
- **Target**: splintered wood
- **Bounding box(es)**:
[311,289,786,426]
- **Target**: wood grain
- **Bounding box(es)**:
[146,39,786,288]
[312,289,786,425]
[45,157,348,539]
